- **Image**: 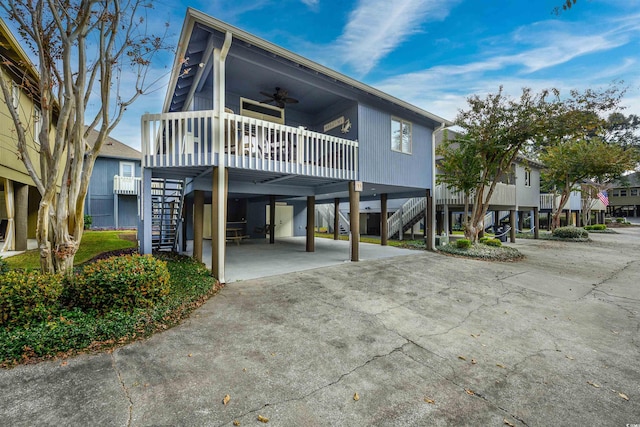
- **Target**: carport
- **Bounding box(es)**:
[184,236,418,283]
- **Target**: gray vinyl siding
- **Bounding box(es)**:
[357,104,432,188]
[194,94,214,111]
[117,195,139,228]
[86,157,141,228]
[515,165,541,209]
[88,196,115,228]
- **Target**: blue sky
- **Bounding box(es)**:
[35,1,640,148]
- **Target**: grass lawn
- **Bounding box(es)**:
[314,232,425,249]
[3,230,137,270]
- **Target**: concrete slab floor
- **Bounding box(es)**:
[1,228,639,426]
[184,236,417,283]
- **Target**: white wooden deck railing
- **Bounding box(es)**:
[387,197,426,238]
[435,182,516,206]
[540,194,555,210]
[540,192,583,211]
[141,110,358,180]
[113,175,141,195]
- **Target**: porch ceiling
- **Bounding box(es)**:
[166,10,451,128]
[152,165,424,202]
[170,24,353,117]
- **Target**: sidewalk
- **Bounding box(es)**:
[1,228,639,426]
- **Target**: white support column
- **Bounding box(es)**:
[212,31,232,283]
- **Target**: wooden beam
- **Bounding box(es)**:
[269,195,276,244]
[349,181,360,261]
[425,189,434,251]
[333,198,340,240]
[510,209,516,243]
[306,196,315,252]
[380,193,388,246]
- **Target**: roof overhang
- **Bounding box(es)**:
[163,8,452,128]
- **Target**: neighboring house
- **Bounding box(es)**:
[433,130,543,241]
[84,129,141,229]
[138,9,451,282]
[0,18,46,252]
[607,172,640,218]
[539,184,608,228]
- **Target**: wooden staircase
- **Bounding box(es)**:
[151,178,185,251]
[387,197,426,239]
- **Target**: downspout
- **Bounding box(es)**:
[431,122,448,250]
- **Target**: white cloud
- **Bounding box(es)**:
[373,13,640,121]
[329,0,460,76]
[301,0,319,7]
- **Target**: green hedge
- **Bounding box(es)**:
[552,226,589,239]
[584,224,606,231]
[483,238,503,247]
[1,253,219,366]
[456,238,472,249]
[68,254,170,313]
[0,257,8,275]
[0,271,65,327]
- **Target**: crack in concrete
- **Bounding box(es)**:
[472,390,530,426]
[216,341,409,427]
[399,340,530,426]
[582,259,637,302]
[111,352,133,427]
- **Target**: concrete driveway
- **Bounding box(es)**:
[1,228,639,426]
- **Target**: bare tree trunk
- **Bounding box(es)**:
[551,187,570,230]
[36,197,54,273]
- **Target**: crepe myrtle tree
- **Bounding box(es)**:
[437,87,555,243]
[0,0,169,273]
[537,86,635,230]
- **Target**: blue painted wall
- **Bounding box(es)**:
[357,104,433,188]
[86,156,141,229]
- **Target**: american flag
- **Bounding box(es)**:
[598,190,609,206]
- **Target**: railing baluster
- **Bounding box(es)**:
[141,111,358,179]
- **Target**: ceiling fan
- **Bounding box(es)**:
[259,87,299,109]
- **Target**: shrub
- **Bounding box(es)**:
[0,257,8,275]
[584,224,606,231]
[0,271,65,327]
[615,217,626,223]
[484,238,503,247]
[456,238,471,249]
[478,236,491,244]
[84,214,92,230]
[70,254,170,313]
[552,226,589,239]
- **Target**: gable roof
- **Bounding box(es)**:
[612,172,640,188]
[165,8,452,128]
[86,128,141,160]
[0,18,41,104]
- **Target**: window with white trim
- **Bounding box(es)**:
[524,169,531,187]
[120,161,135,177]
[391,117,412,154]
